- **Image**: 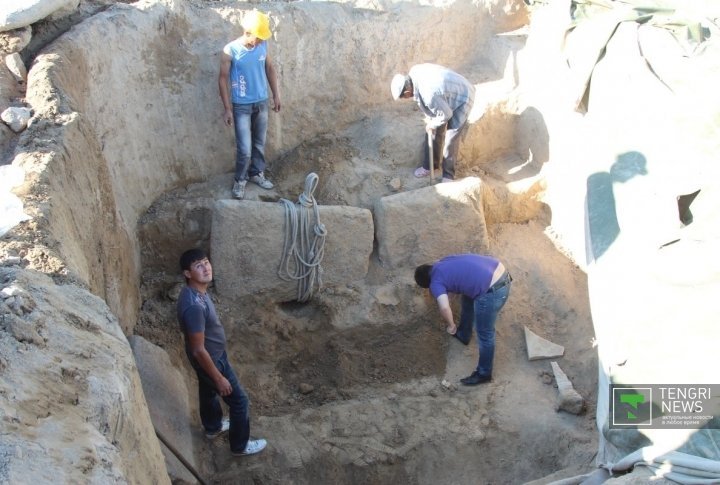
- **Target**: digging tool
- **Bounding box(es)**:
[427,128,444,183]
[428,130,435,182]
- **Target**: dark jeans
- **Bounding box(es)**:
[194,351,250,453]
[421,122,468,180]
[232,101,269,182]
[455,277,511,376]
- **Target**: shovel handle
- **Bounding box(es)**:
[428,131,434,182]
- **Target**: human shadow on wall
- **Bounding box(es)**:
[509,106,550,181]
[585,151,648,262]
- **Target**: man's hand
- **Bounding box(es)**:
[215,375,233,396]
[222,109,233,126]
[189,331,232,396]
[446,323,457,335]
[272,95,281,112]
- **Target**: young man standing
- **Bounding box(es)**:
[177,248,266,456]
[218,9,281,200]
[415,253,512,385]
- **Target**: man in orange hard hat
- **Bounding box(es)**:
[219,10,281,200]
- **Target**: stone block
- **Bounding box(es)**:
[374,176,490,269]
[211,200,373,301]
[129,335,196,485]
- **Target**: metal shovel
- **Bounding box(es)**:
[428,130,435,182]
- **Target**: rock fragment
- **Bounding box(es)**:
[0,26,32,54]
[5,52,26,83]
[298,383,314,394]
[1,106,32,132]
[524,326,564,360]
[551,361,585,415]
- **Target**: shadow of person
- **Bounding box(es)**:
[586,151,648,262]
[510,106,550,181]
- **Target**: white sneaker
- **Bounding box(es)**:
[441,177,454,183]
[233,438,267,456]
[232,180,246,199]
[249,172,274,189]
[205,417,230,439]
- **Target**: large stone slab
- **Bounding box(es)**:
[129,336,196,484]
[211,200,373,301]
[374,176,490,269]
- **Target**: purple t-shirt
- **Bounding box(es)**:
[177,286,226,362]
[429,254,500,299]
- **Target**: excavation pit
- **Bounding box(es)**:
[1,0,602,483]
[131,120,598,483]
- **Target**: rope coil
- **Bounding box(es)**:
[278,172,327,302]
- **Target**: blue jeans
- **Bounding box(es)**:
[421,122,468,180]
[194,351,250,453]
[455,281,511,376]
[232,101,269,182]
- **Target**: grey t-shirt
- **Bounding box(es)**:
[177,286,226,362]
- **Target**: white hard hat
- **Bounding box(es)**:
[391,74,409,100]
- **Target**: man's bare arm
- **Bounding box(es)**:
[218,52,233,126]
[188,331,232,396]
[436,294,457,334]
[265,54,281,112]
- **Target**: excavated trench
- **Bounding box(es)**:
[132,119,599,484]
[8,0,600,483]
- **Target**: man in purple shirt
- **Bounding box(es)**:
[415,254,512,385]
[177,248,266,456]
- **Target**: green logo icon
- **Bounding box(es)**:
[612,387,652,426]
[620,392,645,419]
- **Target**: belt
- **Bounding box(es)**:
[487,271,512,293]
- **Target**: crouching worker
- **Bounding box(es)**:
[414,253,512,386]
[177,248,267,456]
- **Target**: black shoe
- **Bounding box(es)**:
[452,333,470,346]
[460,371,492,386]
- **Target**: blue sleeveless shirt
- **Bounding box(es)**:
[223,39,269,105]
